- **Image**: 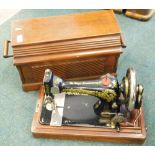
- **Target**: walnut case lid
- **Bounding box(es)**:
[11,10,125,65]
[11,10,121,46]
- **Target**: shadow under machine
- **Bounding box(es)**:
[4,10,146,143]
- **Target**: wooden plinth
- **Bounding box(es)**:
[31,87,147,144]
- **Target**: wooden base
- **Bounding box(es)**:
[31,87,146,144]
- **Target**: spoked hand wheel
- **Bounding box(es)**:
[121,68,144,111]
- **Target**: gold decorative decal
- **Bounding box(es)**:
[62,88,117,103]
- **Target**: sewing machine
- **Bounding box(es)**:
[39,68,143,131]
[31,67,146,143]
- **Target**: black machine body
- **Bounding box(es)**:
[40,68,144,130]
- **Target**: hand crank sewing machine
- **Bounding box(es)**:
[39,68,144,131]
[3,10,146,143]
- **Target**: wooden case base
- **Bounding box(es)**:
[31,87,146,144]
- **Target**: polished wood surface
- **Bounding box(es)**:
[31,87,146,144]
[13,36,122,64]
[11,10,121,46]
[10,10,124,91]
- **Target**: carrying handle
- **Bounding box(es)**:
[120,33,126,48]
[3,40,13,58]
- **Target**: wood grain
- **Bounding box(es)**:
[11,10,124,91]
[11,10,121,46]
